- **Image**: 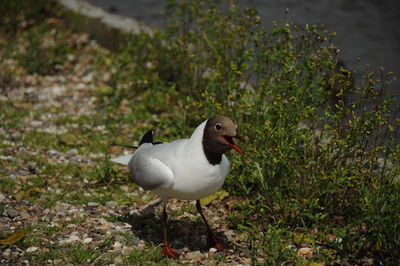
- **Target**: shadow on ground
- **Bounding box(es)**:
[119,209,230,251]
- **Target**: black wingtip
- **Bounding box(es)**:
[110,143,138,149]
[139,130,154,145]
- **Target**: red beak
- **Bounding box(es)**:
[221,134,245,155]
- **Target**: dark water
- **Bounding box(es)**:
[89,0,400,87]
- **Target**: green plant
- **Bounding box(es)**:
[100,0,399,263]
[122,245,166,264]
[0,0,54,36]
[67,243,100,264]
[11,23,73,74]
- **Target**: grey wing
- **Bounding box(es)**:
[128,155,174,190]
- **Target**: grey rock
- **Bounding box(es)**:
[48,149,58,157]
[105,201,118,208]
[56,208,67,217]
[3,248,11,257]
[30,120,43,127]
[59,235,81,244]
[10,132,20,141]
[87,202,99,207]
[209,247,217,253]
[112,241,122,249]
[66,149,78,157]
[83,237,93,244]
[8,173,16,179]
[185,251,203,260]
[67,224,78,229]
[26,246,38,252]
[4,209,20,218]
[19,210,30,219]
[20,200,31,206]
[115,235,125,243]
[113,256,123,265]
[27,161,36,173]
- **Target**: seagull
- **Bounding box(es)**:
[110,116,244,259]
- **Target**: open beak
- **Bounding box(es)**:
[221,133,245,155]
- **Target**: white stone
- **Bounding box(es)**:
[48,149,58,156]
[105,201,118,208]
[60,235,81,244]
[123,223,132,229]
[209,247,217,253]
[88,202,99,207]
[113,241,122,249]
[113,256,123,265]
[83,237,93,244]
[0,193,6,201]
[26,247,38,252]
[3,248,12,257]
[30,120,43,127]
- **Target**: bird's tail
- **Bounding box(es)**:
[110,154,133,166]
[110,130,155,165]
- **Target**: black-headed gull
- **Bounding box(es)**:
[111,116,244,259]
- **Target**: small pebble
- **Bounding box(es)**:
[48,149,58,157]
[26,247,38,253]
[136,240,146,250]
[8,173,16,179]
[297,247,314,258]
[27,162,36,173]
[209,247,217,253]
[122,223,132,229]
[3,248,11,257]
[83,237,93,244]
[113,256,123,265]
[20,200,31,206]
[19,210,30,219]
[67,224,77,229]
[30,120,43,127]
[185,251,202,261]
[129,209,140,216]
[56,209,66,217]
[60,235,81,244]
[105,201,118,208]
[113,241,122,249]
[4,209,20,218]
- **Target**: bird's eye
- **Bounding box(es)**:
[215,123,222,131]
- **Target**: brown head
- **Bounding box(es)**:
[202,116,245,165]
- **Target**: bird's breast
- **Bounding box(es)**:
[155,155,230,200]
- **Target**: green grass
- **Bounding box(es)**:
[121,245,168,264]
[66,243,101,264]
[34,246,64,263]
[0,102,29,128]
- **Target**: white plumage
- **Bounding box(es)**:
[111,120,230,200]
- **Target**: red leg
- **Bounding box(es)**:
[196,200,224,251]
[161,204,180,259]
